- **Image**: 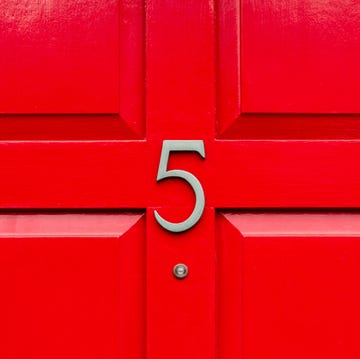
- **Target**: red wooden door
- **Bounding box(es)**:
[1,1,360,358]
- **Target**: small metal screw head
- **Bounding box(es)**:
[173,263,188,279]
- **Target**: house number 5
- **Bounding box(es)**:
[154,140,206,233]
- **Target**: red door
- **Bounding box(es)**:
[1,1,360,358]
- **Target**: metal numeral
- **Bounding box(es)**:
[154,140,206,233]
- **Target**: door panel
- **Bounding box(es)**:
[0,0,119,113]
[0,213,145,359]
[218,213,360,359]
[241,0,360,113]
[0,0,144,137]
[217,0,360,136]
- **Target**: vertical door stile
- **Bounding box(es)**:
[146,0,217,358]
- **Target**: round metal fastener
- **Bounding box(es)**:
[173,263,188,279]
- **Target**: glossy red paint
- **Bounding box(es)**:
[0,0,119,113]
[0,213,145,359]
[1,0,360,358]
[219,213,360,359]
[241,0,360,113]
[147,208,215,359]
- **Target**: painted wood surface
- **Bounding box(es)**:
[1,0,360,358]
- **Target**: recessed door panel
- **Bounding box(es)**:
[218,213,360,359]
[0,0,145,137]
[241,0,360,113]
[217,0,360,136]
[0,0,118,113]
[0,213,144,359]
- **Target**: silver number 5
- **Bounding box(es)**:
[154,140,206,233]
